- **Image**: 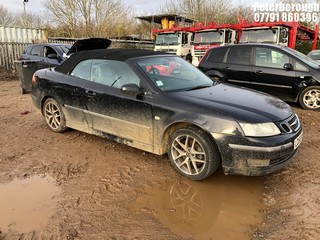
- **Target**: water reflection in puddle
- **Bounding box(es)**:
[134,170,264,240]
[0,175,60,233]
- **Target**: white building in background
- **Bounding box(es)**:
[0,25,48,43]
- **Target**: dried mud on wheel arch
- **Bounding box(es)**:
[0,79,319,239]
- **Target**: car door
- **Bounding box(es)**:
[81,59,154,152]
[37,46,61,69]
[291,59,314,100]
[251,46,296,101]
[52,59,93,129]
[223,45,253,88]
[29,44,44,62]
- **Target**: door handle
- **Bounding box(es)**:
[255,70,263,74]
[85,90,96,97]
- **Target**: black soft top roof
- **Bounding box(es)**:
[55,48,169,74]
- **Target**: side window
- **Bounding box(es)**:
[255,47,289,69]
[207,47,228,63]
[91,60,140,88]
[30,45,43,56]
[294,61,309,72]
[226,46,251,65]
[70,59,92,80]
[24,45,33,54]
[44,46,57,57]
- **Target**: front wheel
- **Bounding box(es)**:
[210,76,222,82]
[168,127,221,180]
[42,98,67,132]
[298,86,320,110]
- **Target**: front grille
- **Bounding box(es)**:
[194,50,206,57]
[279,114,301,133]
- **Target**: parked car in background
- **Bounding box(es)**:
[198,44,320,110]
[20,43,71,69]
[307,50,320,62]
[16,38,111,93]
[31,49,302,180]
[20,38,112,69]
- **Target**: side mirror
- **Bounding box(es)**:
[121,83,144,96]
[190,33,194,45]
[283,63,293,71]
[47,53,57,59]
[182,33,188,44]
[281,28,288,38]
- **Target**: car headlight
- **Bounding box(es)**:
[239,122,281,137]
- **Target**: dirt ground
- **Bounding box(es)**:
[0,79,319,240]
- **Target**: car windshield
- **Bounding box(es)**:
[136,56,213,92]
[193,30,224,44]
[240,29,277,43]
[58,45,71,53]
[285,47,320,68]
[307,51,320,61]
[155,33,180,45]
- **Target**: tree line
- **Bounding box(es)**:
[0,0,293,39]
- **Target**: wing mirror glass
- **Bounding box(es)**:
[47,53,57,59]
[121,83,144,96]
[283,63,293,71]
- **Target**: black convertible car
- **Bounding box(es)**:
[31,49,303,180]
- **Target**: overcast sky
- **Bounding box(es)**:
[0,0,163,15]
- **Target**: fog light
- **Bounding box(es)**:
[247,159,270,167]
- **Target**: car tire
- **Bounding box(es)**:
[210,76,222,82]
[42,98,68,133]
[168,127,221,180]
[298,86,320,110]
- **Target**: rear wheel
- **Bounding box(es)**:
[168,127,221,180]
[299,86,320,110]
[42,98,67,132]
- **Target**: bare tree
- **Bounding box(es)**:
[42,0,78,37]
[13,13,45,29]
[159,0,251,25]
[42,0,133,38]
[77,0,94,36]
[91,0,133,37]
[0,4,14,25]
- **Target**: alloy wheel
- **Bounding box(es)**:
[302,89,320,109]
[44,102,61,130]
[171,134,206,176]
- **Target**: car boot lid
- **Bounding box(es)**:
[64,38,111,57]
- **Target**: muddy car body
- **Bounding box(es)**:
[31,49,303,180]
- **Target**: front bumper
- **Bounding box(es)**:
[212,129,302,176]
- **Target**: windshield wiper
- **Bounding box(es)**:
[187,84,212,91]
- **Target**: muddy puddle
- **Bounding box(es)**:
[134,170,265,240]
[0,175,60,233]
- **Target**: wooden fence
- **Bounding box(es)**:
[0,39,154,73]
[0,42,29,73]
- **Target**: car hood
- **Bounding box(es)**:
[66,38,111,55]
[169,83,293,123]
